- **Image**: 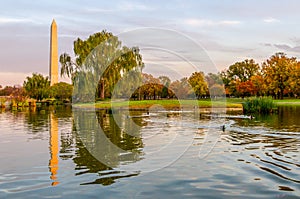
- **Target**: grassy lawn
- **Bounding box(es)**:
[226,98,300,106]
[73,98,243,109]
[73,98,300,109]
[274,98,300,106]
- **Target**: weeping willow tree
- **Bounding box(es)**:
[60,30,144,102]
[23,73,50,101]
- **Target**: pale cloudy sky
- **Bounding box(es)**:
[1,0,300,85]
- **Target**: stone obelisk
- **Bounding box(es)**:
[49,19,58,86]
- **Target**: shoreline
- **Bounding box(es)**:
[2,99,300,112]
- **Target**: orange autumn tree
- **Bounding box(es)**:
[262,52,296,99]
[250,75,266,96]
[287,61,300,98]
[236,80,256,98]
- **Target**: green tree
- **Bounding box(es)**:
[113,69,142,99]
[226,59,260,82]
[158,76,171,98]
[220,70,230,87]
[205,73,225,98]
[188,72,208,99]
[23,73,50,101]
[60,30,144,101]
[222,59,259,97]
[205,73,223,88]
[139,73,162,100]
[169,77,192,99]
[0,86,14,96]
[50,82,73,101]
[210,84,225,97]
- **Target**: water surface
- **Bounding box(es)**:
[0,106,299,198]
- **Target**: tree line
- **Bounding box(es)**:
[221,52,300,99]
[0,74,73,102]
[125,72,223,100]
[135,52,300,100]
[58,30,224,102]
[58,30,300,101]
[1,29,299,102]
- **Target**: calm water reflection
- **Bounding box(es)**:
[0,106,299,198]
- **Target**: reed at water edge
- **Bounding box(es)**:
[242,97,276,114]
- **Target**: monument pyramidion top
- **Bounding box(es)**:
[51,19,57,26]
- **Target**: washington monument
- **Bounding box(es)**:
[49,19,58,86]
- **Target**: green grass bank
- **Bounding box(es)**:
[72,98,300,110]
[73,99,243,109]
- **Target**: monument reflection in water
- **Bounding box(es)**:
[49,112,59,186]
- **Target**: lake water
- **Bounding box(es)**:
[0,106,299,198]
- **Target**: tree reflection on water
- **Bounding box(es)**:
[72,109,146,185]
[20,106,145,186]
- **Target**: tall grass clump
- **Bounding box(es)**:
[0,98,6,108]
[242,97,276,114]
